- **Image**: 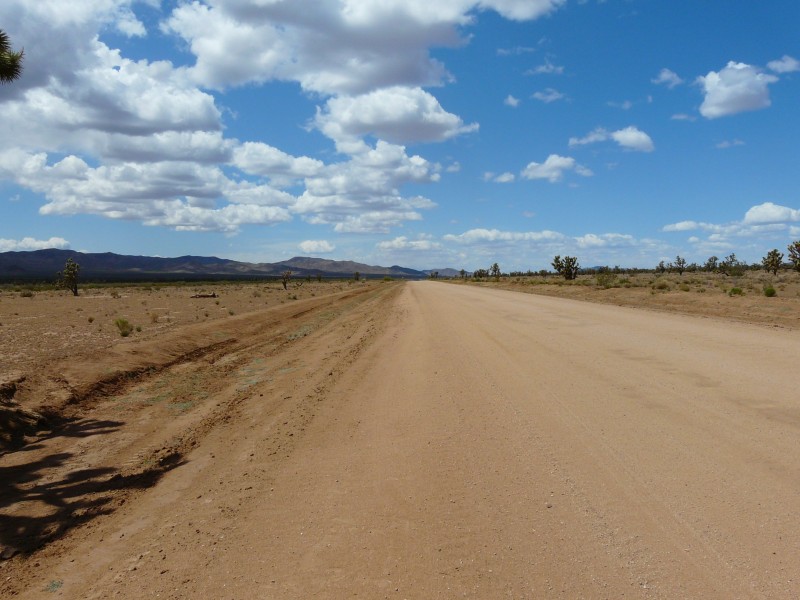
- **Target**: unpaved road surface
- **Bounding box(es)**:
[2,281,799,598]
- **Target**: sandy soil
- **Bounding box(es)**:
[2,281,799,598]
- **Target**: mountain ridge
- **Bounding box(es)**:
[0,249,436,281]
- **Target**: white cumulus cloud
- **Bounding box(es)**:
[0,236,71,252]
[376,236,442,251]
[767,55,800,74]
[521,154,592,183]
[743,202,800,225]
[443,228,565,243]
[652,68,683,88]
[315,86,478,152]
[299,240,336,254]
[569,126,654,152]
[164,0,564,94]
[697,61,778,119]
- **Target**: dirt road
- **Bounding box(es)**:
[2,281,799,598]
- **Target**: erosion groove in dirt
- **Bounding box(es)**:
[9,285,378,422]
[2,281,799,599]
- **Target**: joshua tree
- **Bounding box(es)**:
[0,30,23,83]
[354,271,360,281]
[674,255,687,275]
[57,258,80,296]
[787,241,800,272]
[459,269,466,279]
[489,263,501,281]
[762,249,784,276]
[552,255,579,280]
[719,253,744,277]
[704,256,719,272]
[281,270,292,290]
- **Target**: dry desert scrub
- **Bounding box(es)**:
[0,279,368,377]
[450,269,800,330]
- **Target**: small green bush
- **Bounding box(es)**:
[729,287,744,296]
[763,284,777,297]
[20,290,34,298]
[653,280,670,291]
[595,272,617,289]
[114,318,133,337]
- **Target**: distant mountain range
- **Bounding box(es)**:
[0,249,458,281]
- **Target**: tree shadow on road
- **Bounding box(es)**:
[0,417,185,558]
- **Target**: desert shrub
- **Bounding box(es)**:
[135,325,142,332]
[19,290,34,298]
[653,280,670,291]
[679,283,690,292]
[110,290,120,299]
[150,313,159,323]
[114,318,133,337]
[728,287,744,296]
[763,284,777,297]
[596,272,617,289]
[88,316,94,323]
[228,309,234,315]
[720,254,746,277]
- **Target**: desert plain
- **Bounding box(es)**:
[1,273,799,598]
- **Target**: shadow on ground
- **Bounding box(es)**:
[0,417,185,558]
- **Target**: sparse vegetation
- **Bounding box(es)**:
[762,249,783,276]
[763,284,777,297]
[719,253,745,277]
[489,263,501,281]
[788,241,800,272]
[57,258,80,296]
[674,256,687,276]
[114,318,133,337]
[552,255,580,280]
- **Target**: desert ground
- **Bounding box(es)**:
[1,277,799,598]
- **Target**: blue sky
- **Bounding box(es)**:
[0,0,798,271]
